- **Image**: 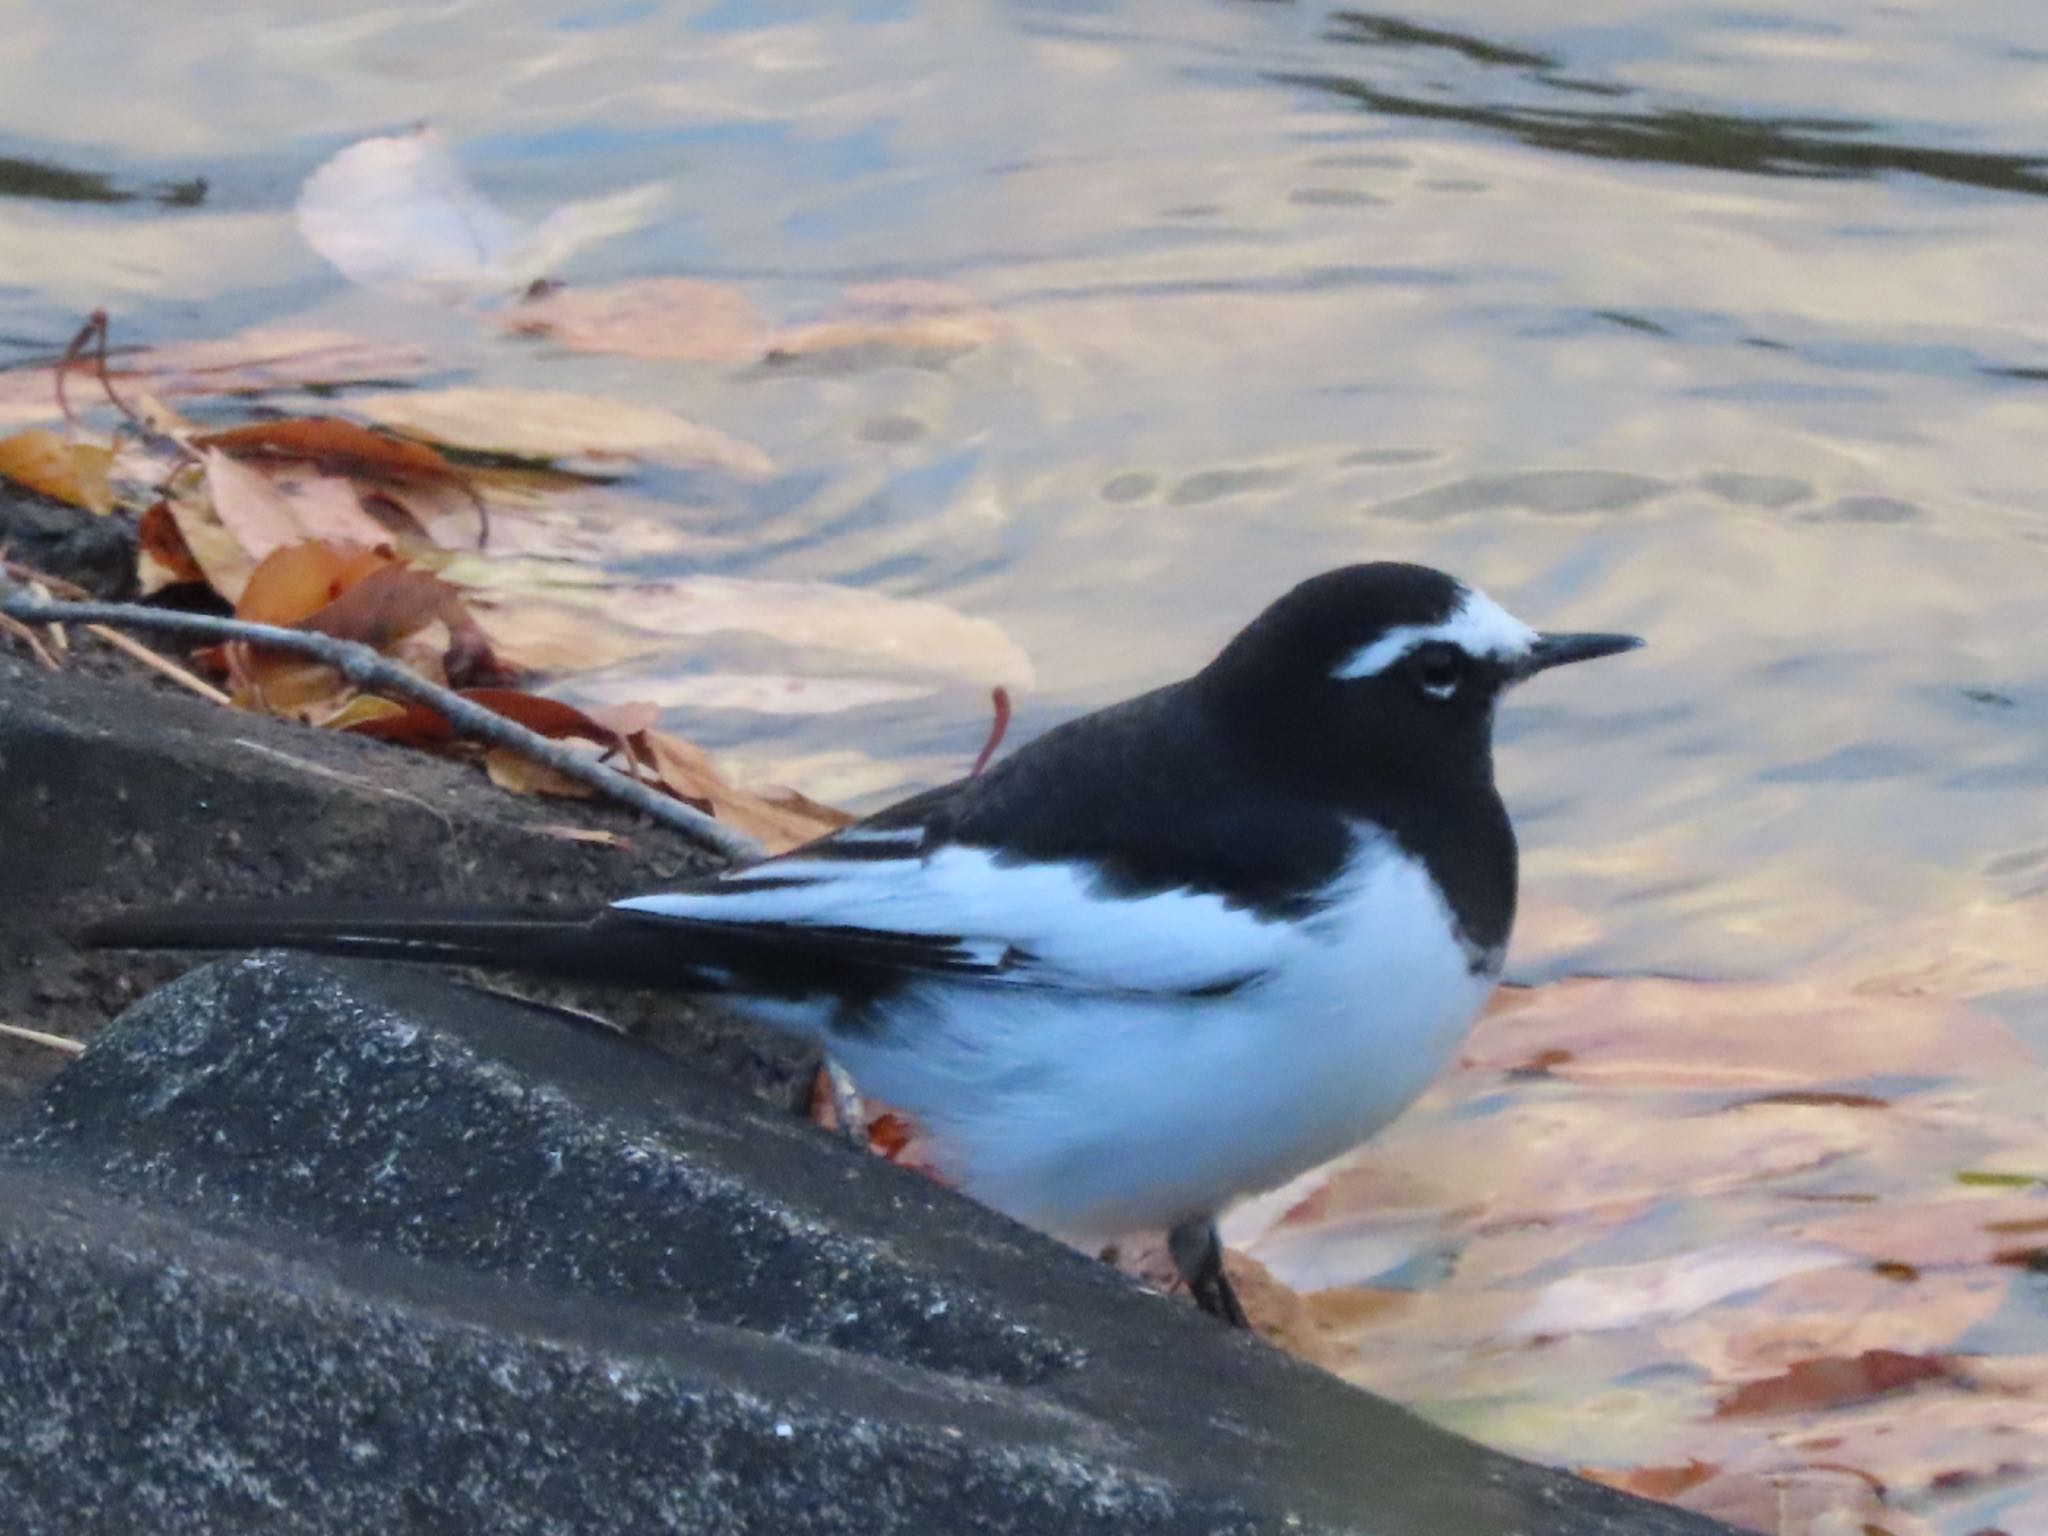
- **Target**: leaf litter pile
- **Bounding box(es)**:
[5,128,2048,1536]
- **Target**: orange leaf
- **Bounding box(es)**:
[484,745,597,799]
[136,500,206,592]
[341,688,618,751]
[196,416,462,484]
[237,541,395,626]
[0,428,113,513]
[298,563,467,651]
[634,728,850,854]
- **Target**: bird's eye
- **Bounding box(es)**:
[1408,643,1465,701]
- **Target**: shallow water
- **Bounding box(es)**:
[5,1,2048,1520]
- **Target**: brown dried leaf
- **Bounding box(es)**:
[196,416,461,485]
[636,728,847,854]
[136,500,206,594]
[237,542,396,627]
[1715,1349,1952,1418]
[203,449,394,561]
[0,428,113,513]
[497,277,770,362]
[484,745,598,800]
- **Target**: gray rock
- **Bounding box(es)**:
[0,952,1735,1534]
[0,648,811,1117]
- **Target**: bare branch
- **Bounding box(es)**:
[0,587,763,863]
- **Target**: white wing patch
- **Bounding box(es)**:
[612,845,1293,996]
[1333,585,1537,681]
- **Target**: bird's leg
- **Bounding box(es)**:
[1167,1216,1250,1329]
[823,1056,869,1148]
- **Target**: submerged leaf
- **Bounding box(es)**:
[347,387,774,476]
[497,277,769,362]
[1714,1349,1952,1418]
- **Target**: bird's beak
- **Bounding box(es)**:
[1513,631,1643,682]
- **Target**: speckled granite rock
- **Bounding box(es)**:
[0,953,1735,1535]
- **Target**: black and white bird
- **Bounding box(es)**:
[90,563,1639,1326]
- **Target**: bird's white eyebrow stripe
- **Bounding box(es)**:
[1332,588,1537,680]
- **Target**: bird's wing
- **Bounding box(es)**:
[608,818,1292,999]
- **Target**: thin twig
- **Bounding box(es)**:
[0,1021,85,1057]
[86,308,145,431]
[53,315,94,432]
[0,612,60,669]
[0,588,762,863]
[83,623,232,704]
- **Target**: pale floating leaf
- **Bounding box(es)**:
[1789,1192,2048,1268]
[348,387,773,476]
[565,671,940,716]
[766,280,1003,366]
[1468,976,2031,1090]
[446,562,1033,691]
[497,277,769,362]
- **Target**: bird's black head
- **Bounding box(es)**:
[1197,563,1640,799]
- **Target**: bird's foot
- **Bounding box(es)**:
[1167,1216,1250,1329]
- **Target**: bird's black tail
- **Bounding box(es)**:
[84,901,715,990]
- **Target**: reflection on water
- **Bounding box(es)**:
[2,2,2048,1517]
[1295,9,2048,197]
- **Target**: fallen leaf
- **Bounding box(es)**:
[497,277,769,362]
[1790,1194,2048,1269]
[197,416,463,487]
[766,280,1002,365]
[236,542,396,627]
[452,567,1035,691]
[296,127,668,302]
[484,746,598,800]
[1511,1244,1847,1339]
[1468,977,2031,1090]
[1767,1388,2048,1504]
[203,449,394,562]
[1716,1350,1952,1418]
[348,387,773,476]
[135,499,205,593]
[563,671,941,717]
[0,428,113,513]
[1580,1461,1720,1502]
[1652,1464,1913,1536]
[1661,1268,2010,1384]
[635,728,849,853]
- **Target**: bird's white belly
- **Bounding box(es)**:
[826,843,1500,1239]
